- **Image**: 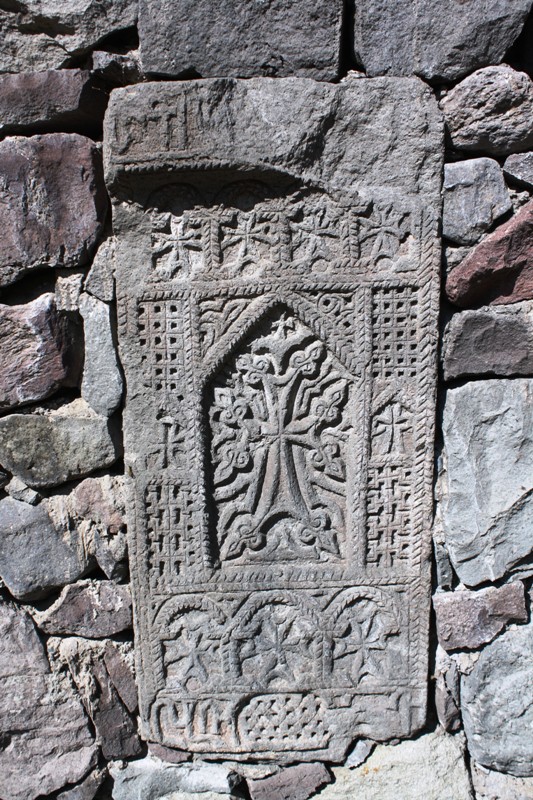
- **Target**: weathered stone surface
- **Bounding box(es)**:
[344,739,375,768]
[105,77,442,760]
[440,66,533,156]
[0,70,107,137]
[0,1,137,74]
[435,646,461,733]
[440,380,533,585]
[0,602,97,800]
[56,769,107,800]
[314,731,473,800]
[103,640,138,713]
[104,77,443,201]
[79,293,123,416]
[0,134,107,287]
[59,637,141,761]
[68,474,128,579]
[433,582,527,651]
[0,598,50,676]
[471,761,533,799]
[138,0,341,80]
[90,50,144,87]
[247,764,331,800]
[148,743,191,763]
[0,293,80,410]
[0,497,89,600]
[32,579,132,637]
[443,302,533,380]
[85,237,116,302]
[504,151,533,189]
[109,758,242,799]
[353,1,532,82]
[0,398,121,488]
[56,269,85,312]
[4,476,40,505]
[461,618,533,776]
[446,200,533,307]
[443,159,511,246]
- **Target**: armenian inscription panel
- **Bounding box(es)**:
[105,78,442,761]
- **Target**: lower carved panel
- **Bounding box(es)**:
[150,687,426,761]
[145,583,425,760]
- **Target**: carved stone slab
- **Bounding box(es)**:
[104,77,443,762]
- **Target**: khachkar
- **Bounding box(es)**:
[104,77,443,761]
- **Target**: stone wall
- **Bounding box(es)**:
[0,3,532,799]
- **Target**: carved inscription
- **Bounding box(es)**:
[108,84,441,762]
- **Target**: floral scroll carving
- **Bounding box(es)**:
[208,309,351,563]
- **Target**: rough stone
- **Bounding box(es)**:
[0,293,80,410]
[56,769,107,800]
[0,1,137,75]
[314,731,473,800]
[460,618,533,776]
[85,237,116,302]
[4,476,40,505]
[471,761,533,799]
[103,640,138,714]
[90,50,144,87]
[109,758,242,799]
[442,302,533,380]
[0,398,121,488]
[444,244,472,276]
[68,474,128,579]
[446,200,533,307]
[59,637,141,761]
[32,579,132,637]
[138,0,341,80]
[0,497,89,600]
[0,598,50,676]
[442,159,511,245]
[104,77,443,202]
[55,270,86,312]
[435,646,461,733]
[105,76,442,761]
[440,66,533,156]
[344,739,375,768]
[0,133,107,287]
[79,293,123,416]
[440,380,533,585]
[0,601,97,800]
[148,743,191,764]
[504,151,533,190]
[247,764,332,800]
[0,69,108,137]
[433,582,527,651]
[353,1,532,82]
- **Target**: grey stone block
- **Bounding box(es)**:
[440,66,533,156]
[353,0,532,83]
[440,380,533,585]
[0,497,90,600]
[461,618,533,776]
[79,292,123,417]
[0,0,137,74]
[442,303,533,381]
[0,399,122,488]
[138,0,342,80]
[443,158,511,245]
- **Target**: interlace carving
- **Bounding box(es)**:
[209,310,351,563]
